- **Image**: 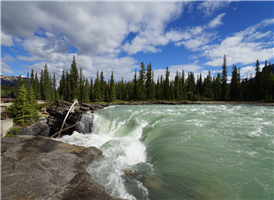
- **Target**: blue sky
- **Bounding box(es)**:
[1,1,273,83]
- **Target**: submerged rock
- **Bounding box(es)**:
[1,135,117,200]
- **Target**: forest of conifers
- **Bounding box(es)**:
[9,55,274,103]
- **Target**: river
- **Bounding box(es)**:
[58,104,273,200]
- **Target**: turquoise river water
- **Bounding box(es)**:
[58,104,273,200]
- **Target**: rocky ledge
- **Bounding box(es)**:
[47,100,110,137]
[1,135,118,200]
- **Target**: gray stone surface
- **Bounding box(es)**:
[1,136,117,200]
[20,122,48,136]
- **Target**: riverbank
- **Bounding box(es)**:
[91,100,274,107]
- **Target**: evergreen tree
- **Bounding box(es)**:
[40,69,44,100]
[174,71,180,100]
[94,71,101,101]
[230,65,238,100]
[84,78,89,103]
[156,76,161,100]
[181,70,186,100]
[109,71,116,102]
[138,62,146,100]
[59,70,66,100]
[164,67,170,100]
[42,64,51,101]
[8,84,39,125]
[70,55,79,101]
[52,72,57,101]
[100,71,106,101]
[65,70,71,101]
[133,69,138,100]
[30,68,34,89]
[33,73,41,99]
[89,77,94,102]
[16,75,22,97]
[212,73,222,100]
[151,71,155,100]
[255,60,263,99]
[79,67,84,103]
[146,62,153,100]
[221,55,228,100]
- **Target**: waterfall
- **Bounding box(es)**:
[76,111,94,134]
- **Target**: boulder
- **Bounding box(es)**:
[47,100,95,137]
[1,135,117,200]
[20,122,48,136]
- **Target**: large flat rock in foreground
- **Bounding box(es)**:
[1,135,118,200]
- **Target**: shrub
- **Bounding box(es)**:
[5,127,21,137]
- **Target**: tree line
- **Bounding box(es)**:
[15,55,274,103]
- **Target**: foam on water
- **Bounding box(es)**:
[57,104,274,200]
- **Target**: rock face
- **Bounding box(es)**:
[47,100,95,137]
[1,135,117,200]
[19,122,48,136]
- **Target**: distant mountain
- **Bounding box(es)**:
[1,75,27,86]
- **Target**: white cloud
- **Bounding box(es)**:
[198,1,230,17]
[240,65,256,78]
[203,18,274,67]
[153,63,202,82]
[27,54,138,83]
[1,32,13,47]
[208,13,226,28]
[1,62,13,74]
[2,54,16,63]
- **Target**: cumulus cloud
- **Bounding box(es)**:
[1,1,188,80]
[203,18,274,67]
[240,65,256,78]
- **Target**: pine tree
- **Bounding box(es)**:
[221,55,228,100]
[230,65,238,100]
[138,62,146,100]
[133,69,138,100]
[255,60,263,100]
[174,71,180,100]
[33,73,41,99]
[79,67,84,103]
[65,70,71,101]
[146,62,153,100]
[30,68,34,89]
[52,72,57,101]
[100,71,106,101]
[164,67,170,100]
[94,71,101,101]
[40,69,44,100]
[42,64,51,101]
[84,78,89,103]
[89,77,94,102]
[16,75,22,97]
[181,70,186,100]
[59,70,66,100]
[109,71,116,102]
[8,84,39,125]
[70,55,79,101]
